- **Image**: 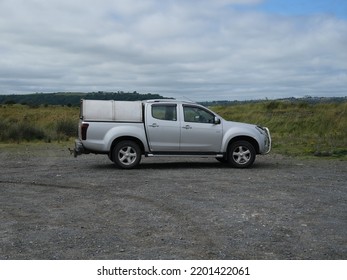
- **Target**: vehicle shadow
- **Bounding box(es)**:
[139,161,276,170]
[91,159,276,170]
[140,161,227,169]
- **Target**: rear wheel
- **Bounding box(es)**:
[228,140,256,168]
[113,140,141,169]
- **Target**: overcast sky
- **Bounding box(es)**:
[0,0,346,101]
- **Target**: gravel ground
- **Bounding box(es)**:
[0,143,346,260]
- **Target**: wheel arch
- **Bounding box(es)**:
[109,136,145,161]
[227,136,260,154]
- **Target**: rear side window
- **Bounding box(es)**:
[152,105,177,121]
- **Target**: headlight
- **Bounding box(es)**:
[256,125,266,135]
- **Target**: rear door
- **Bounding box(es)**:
[145,103,180,152]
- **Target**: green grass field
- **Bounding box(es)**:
[1,101,346,158]
[0,104,79,143]
[211,100,347,158]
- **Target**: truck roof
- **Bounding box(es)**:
[144,99,197,105]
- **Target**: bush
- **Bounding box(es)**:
[7,122,45,142]
[56,119,77,138]
[0,119,10,141]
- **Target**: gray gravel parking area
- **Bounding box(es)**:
[0,143,346,260]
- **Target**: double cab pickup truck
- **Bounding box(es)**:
[74,99,271,169]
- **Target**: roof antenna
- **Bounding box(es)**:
[182,96,196,103]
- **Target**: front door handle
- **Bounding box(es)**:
[149,123,159,128]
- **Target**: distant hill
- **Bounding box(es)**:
[0,91,346,106]
[200,96,347,106]
[0,91,167,106]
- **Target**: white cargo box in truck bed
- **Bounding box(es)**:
[81,100,143,122]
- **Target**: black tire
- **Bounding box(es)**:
[216,157,228,163]
[228,140,256,168]
[113,140,141,169]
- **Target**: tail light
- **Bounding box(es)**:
[81,123,89,140]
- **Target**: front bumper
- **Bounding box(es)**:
[264,127,272,154]
[257,126,271,154]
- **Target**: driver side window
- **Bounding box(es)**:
[183,106,215,123]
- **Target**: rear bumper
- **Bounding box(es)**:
[73,139,87,157]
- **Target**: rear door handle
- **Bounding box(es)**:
[182,125,192,129]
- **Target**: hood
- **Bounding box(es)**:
[222,119,257,130]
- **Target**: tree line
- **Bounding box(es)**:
[0,91,345,107]
[0,91,166,106]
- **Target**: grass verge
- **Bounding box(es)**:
[1,101,346,159]
[211,100,347,159]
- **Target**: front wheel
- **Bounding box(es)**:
[228,141,256,168]
[113,140,141,169]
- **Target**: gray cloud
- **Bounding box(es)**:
[0,0,346,100]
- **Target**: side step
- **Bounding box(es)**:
[146,153,225,158]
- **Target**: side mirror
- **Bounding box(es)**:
[214,117,221,125]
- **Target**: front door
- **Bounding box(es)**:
[180,105,223,152]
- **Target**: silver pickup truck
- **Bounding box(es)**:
[74,99,271,169]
